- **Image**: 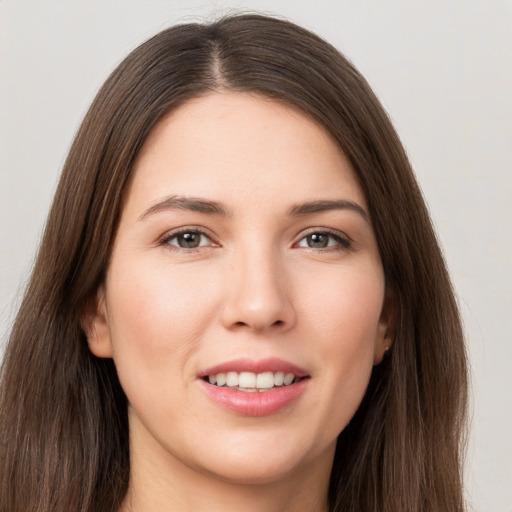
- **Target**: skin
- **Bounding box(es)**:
[86,92,392,512]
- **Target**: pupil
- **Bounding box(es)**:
[308,233,328,248]
[179,232,200,248]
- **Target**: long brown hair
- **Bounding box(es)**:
[0,14,467,512]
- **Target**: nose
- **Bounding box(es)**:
[220,244,296,333]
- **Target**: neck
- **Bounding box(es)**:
[122,471,330,512]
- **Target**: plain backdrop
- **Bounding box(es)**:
[1,1,511,511]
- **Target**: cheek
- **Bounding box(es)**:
[104,258,220,395]
[297,262,384,429]
[299,260,385,350]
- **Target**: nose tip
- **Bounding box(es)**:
[220,253,295,333]
[229,306,289,333]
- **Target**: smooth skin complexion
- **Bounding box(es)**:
[86,92,393,512]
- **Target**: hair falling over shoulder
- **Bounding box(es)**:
[0,14,468,512]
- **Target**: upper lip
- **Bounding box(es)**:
[198,357,309,378]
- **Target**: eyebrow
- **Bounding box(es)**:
[139,195,368,222]
[288,199,368,221]
[139,195,228,221]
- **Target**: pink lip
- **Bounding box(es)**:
[198,378,309,416]
[197,358,310,417]
[199,357,309,378]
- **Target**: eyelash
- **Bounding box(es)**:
[160,227,352,252]
[160,227,218,251]
[295,228,352,251]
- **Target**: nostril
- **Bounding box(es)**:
[231,319,284,330]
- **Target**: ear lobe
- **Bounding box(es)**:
[373,291,396,365]
[81,286,114,358]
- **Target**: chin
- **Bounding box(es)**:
[186,433,333,486]
[200,456,307,486]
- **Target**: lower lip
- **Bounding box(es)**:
[198,378,309,416]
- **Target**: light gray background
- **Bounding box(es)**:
[1,1,511,511]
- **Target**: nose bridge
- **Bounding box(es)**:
[221,236,295,332]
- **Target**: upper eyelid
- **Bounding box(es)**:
[293,228,353,251]
[162,226,213,236]
[160,226,217,244]
[296,227,352,242]
[158,226,351,245]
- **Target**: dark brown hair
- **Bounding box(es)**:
[0,14,467,512]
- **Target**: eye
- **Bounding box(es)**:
[162,229,213,249]
[296,230,350,250]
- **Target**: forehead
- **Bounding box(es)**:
[126,92,367,215]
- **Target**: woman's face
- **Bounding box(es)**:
[88,92,391,487]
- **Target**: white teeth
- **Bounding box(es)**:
[284,373,295,386]
[226,371,239,387]
[206,371,299,390]
[274,371,285,386]
[238,371,256,388]
[256,371,274,389]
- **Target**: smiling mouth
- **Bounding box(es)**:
[203,371,306,392]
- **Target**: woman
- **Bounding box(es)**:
[0,14,467,512]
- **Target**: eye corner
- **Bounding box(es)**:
[159,227,220,251]
[294,228,353,251]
